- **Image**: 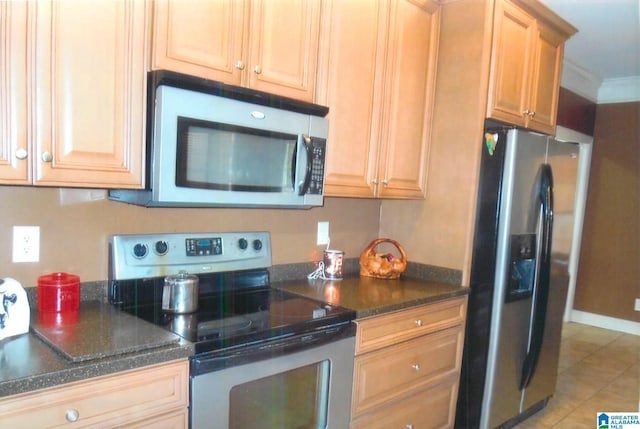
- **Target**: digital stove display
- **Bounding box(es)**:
[186,237,222,256]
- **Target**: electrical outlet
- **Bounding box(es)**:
[317,221,329,246]
[635,298,640,312]
[12,226,40,263]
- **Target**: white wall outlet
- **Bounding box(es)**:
[317,221,330,246]
[12,226,40,263]
[635,298,640,312]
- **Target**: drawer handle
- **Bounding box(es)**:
[415,319,423,327]
[406,424,414,429]
[65,409,80,422]
[412,364,421,371]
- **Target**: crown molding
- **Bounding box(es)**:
[560,59,601,102]
[598,76,640,104]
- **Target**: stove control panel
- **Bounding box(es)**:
[110,231,271,280]
[186,237,223,257]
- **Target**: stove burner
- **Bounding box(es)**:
[260,298,329,324]
[198,315,254,338]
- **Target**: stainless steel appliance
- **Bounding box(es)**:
[456,124,582,428]
[109,70,329,208]
[109,231,355,429]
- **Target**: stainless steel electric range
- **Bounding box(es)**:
[109,231,356,429]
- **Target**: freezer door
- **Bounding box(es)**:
[482,129,549,428]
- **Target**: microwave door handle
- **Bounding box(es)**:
[298,134,313,196]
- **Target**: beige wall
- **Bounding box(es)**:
[0,186,381,287]
[574,101,640,322]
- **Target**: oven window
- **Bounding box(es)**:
[176,117,297,192]
[229,360,330,429]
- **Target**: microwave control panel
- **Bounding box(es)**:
[309,138,326,195]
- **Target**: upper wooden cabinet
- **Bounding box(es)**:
[0,1,29,184]
[486,0,577,134]
[0,0,148,188]
[318,0,439,199]
[152,0,320,102]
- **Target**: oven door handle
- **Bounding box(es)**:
[191,322,355,375]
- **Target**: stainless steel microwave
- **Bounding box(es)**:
[109,71,328,208]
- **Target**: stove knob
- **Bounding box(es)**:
[133,243,148,259]
[252,239,263,251]
[155,240,168,255]
[238,238,248,250]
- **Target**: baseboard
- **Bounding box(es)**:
[570,310,640,335]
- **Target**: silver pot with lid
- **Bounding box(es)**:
[162,271,199,313]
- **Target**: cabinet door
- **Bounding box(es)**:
[247,0,320,101]
[0,1,30,184]
[377,0,439,198]
[350,376,458,429]
[317,0,386,197]
[486,0,535,127]
[33,0,148,188]
[527,23,565,135]
[152,0,247,85]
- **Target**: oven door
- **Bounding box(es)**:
[190,334,355,429]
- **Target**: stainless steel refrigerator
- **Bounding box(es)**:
[455,125,581,429]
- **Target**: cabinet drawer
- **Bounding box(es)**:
[0,360,189,428]
[355,296,466,354]
[350,376,458,429]
[121,409,188,429]
[351,325,463,418]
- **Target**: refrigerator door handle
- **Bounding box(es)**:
[519,163,554,390]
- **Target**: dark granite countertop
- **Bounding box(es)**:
[0,301,194,398]
[0,271,467,400]
[272,275,469,319]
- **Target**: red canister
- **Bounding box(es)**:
[37,272,80,313]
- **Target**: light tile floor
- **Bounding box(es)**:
[515,322,639,428]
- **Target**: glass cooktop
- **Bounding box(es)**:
[110,270,355,355]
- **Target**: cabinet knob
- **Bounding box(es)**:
[65,409,80,422]
[41,152,53,162]
[415,319,423,327]
[253,65,262,74]
[412,364,421,371]
[235,60,245,70]
[382,179,389,186]
[529,111,536,118]
[406,425,414,429]
[372,179,378,185]
[15,148,28,160]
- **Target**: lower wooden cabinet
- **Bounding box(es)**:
[350,374,459,429]
[0,360,189,428]
[351,296,467,428]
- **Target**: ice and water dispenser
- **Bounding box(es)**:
[506,234,537,302]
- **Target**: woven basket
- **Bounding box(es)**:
[359,238,407,280]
